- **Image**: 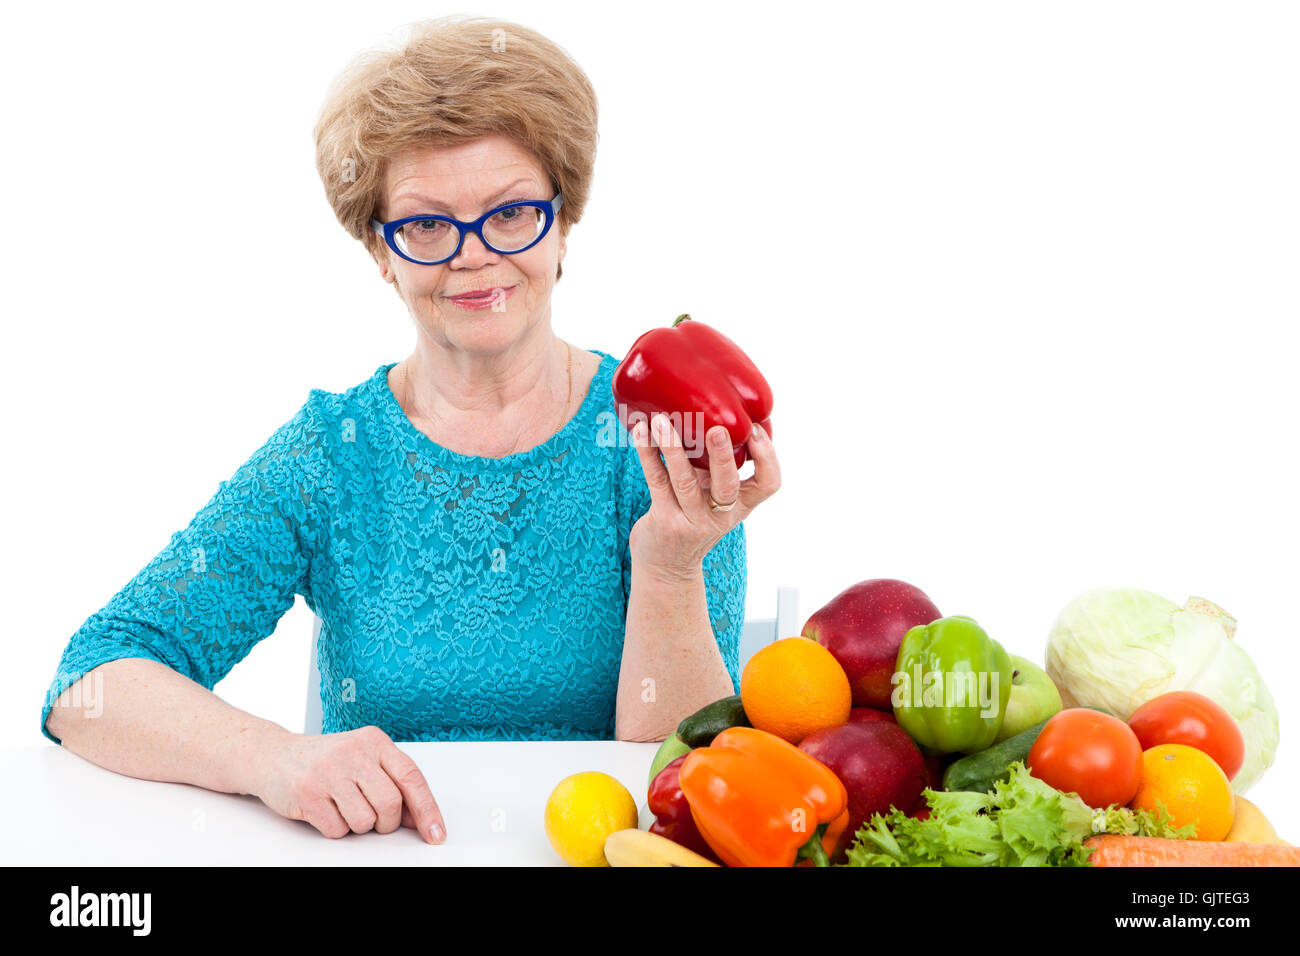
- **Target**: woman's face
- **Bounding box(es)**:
[376,133,566,356]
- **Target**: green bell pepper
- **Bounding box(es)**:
[892,615,1012,755]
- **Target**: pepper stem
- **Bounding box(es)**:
[794,823,831,867]
[672,313,692,327]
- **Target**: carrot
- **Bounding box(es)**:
[1084,835,1300,867]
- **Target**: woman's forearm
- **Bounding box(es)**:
[616,562,735,742]
[44,657,293,796]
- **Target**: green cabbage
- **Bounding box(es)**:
[1045,586,1278,793]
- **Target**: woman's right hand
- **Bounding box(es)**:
[250,726,446,844]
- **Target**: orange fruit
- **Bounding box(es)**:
[740,636,852,744]
[1129,743,1235,842]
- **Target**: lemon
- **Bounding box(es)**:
[544,771,639,867]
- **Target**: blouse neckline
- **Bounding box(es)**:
[372,348,615,471]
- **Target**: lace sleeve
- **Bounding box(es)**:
[702,522,747,693]
[618,447,748,694]
[40,400,329,744]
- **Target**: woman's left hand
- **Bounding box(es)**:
[629,413,781,580]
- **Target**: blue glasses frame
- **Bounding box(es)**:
[370,193,565,265]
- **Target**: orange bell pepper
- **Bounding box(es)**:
[678,726,850,867]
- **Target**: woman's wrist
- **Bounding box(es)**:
[633,548,704,585]
[228,722,296,798]
[628,524,706,586]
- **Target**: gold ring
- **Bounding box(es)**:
[708,491,738,513]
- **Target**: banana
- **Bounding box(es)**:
[603,827,719,867]
[1225,795,1287,844]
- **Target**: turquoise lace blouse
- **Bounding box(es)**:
[40,349,746,743]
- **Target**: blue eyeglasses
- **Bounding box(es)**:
[370,193,564,265]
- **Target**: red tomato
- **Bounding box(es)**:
[1127,691,1245,781]
[1027,709,1143,808]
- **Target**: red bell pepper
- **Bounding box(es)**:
[612,314,774,471]
[647,754,723,863]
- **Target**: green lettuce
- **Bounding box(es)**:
[839,762,1195,867]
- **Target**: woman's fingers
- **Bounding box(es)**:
[330,728,445,842]
[649,414,710,521]
[354,766,406,835]
[379,741,446,844]
[330,779,379,835]
[701,425,743,513]
[255,727,447,844]
[300,792,351,839]
[632,413,757,521]
[631,418,675,515]
[736,422,781,510]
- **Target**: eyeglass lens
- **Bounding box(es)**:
[394,205,547,262]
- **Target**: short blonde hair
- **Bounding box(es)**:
[313,16,599,281]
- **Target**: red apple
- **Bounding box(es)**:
[802,579,943,709]
[848,706,897,725]
[848,708,948,788]
[799,721,928,863]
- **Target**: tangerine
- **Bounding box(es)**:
[1129,743,1235,842]
[740,636,852,744]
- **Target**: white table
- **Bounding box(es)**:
[0,741,660,866]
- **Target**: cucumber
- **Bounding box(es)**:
[942,706,1112,793]
[676,694,750,748]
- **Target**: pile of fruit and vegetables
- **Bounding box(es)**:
[544,579,1295,867]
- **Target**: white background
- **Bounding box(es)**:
[3,2,1296,833]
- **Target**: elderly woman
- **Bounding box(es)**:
[39,16,779,845]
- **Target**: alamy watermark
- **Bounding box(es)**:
[594,407,708,457]
[49,885,151,936]
[890,666,1001,718]
[46,670,104,721]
